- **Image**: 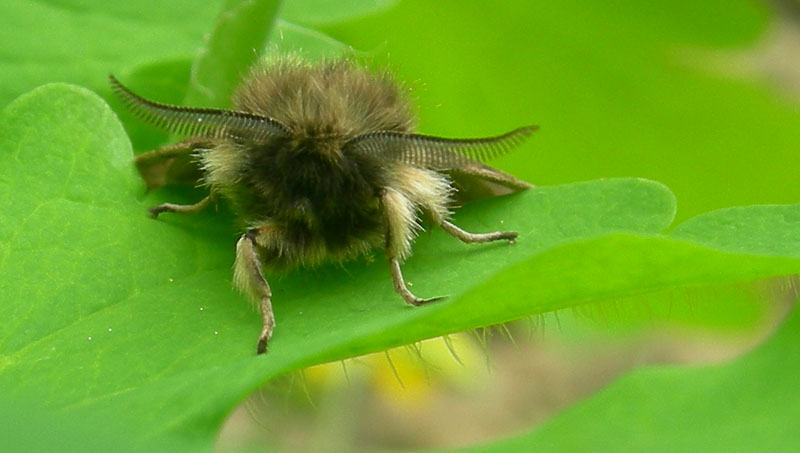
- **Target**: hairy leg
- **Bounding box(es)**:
[439,219,518,244]
[382,188,442,306]
[148,194,213,218]
[233,229,275,354]
[137,138,217,219]
[389,257,444,306]
[388,165,519,245]
[133,137,212,167]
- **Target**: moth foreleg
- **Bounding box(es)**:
[440,219,518,244]
[148,194,214,218]
[383,188,443,306]
[234,229,275,354]
[389,257,444,306]
[133,137,212,167]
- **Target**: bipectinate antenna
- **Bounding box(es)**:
[344,125,537,170]
[109,75,290,143]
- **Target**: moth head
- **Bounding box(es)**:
[289,134,347,165]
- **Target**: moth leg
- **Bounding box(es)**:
[390,258,444,306]
[148,194,214,219]
[233,229,275,354]
[440,219,518,244]
[383,188,443,306]
[393,166,518,245]
[133,137,212,167]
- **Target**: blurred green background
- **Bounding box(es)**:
[326,0,797,223]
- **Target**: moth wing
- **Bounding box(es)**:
[345,125,536,203]
[134,140,208,190]
[444,163,533,203]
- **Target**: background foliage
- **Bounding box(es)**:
[1,0,799,451]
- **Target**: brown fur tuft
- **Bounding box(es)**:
[233,56,415,140]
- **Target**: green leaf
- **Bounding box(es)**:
[671,203,800,257]
[0,396,204,452]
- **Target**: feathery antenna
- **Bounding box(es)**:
[345,125,537,170]
[108,74,290,142]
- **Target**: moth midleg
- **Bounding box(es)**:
[439,219,518,244]
[382,188,443,306]
[397,165,518,245]
[234,229,275,354]
[148,193,214,218]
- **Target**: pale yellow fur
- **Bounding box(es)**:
[200,142,245,188]
[233,234,265,305]
[383,164,453,260]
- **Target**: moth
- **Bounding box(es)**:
[110,56,535,354]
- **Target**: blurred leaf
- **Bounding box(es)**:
[671,203,800,256]
[459,286,800,453]
[267,19,356,59]
[280,0,399,26]
[184,0,282,107]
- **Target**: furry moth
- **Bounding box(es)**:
[110,56,536,354]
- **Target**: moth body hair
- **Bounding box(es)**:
[111,55,536,354]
